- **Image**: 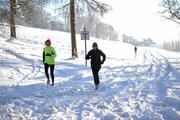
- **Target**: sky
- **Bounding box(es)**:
[101,0,180,44]
[0,25,180,119]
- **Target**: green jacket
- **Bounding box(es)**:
[43,46,56,65]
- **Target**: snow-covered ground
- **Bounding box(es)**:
[0,25,180,120]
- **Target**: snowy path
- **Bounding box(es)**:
[0,47,179,120]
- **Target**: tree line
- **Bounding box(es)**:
[163,40,180,52]
[122,34,156,47]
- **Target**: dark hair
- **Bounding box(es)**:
[92,42,98,47]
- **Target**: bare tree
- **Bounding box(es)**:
[55,0,111,58]
[0,0,48,38]
[160,0,180,24]
[70,0,77,57]
[0,0,34,38]
[10,0,16,38]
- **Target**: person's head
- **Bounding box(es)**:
[92,42,98,50]
[45,38,51,47]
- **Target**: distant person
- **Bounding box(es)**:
[85,42,106,90]
[134,46,137,58]
[43,39,57,86]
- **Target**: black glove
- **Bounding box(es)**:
[85,55,89,60]
[45,53,52,56]
[101,60,104,64]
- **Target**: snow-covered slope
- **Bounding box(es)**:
[0,25,180,120]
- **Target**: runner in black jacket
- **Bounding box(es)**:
[86,42,106,90]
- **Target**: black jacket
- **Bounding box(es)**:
[86,49,106,67]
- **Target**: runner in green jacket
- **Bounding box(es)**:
[43,39,57,86]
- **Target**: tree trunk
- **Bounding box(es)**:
[70,0,78,58]
[10,0,16,39]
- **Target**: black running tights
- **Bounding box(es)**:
[44,63,55,84]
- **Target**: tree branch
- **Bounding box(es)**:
[162,15,180,24]
[54,2,71,11]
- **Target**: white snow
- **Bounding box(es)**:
[0,25,180,120]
